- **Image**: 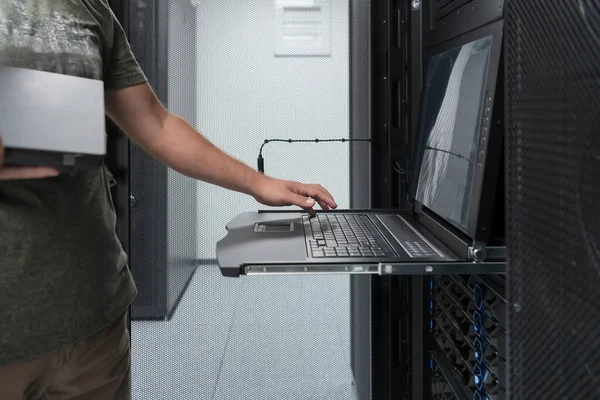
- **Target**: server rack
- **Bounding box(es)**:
[107,0,198,321]
[372,1,510,399]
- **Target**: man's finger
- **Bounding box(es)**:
[300,184,337,209]
[316,185,335,204]
[313,186,336,208]
[0,166,60,180]
[289,193,316,215]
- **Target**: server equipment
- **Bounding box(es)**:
[413,2,509,400]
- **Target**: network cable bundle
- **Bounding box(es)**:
[429,274,507,400]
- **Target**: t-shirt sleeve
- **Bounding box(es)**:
[103,8,148,89]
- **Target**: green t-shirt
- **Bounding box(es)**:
[0,0,147,366]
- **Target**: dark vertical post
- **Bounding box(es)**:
[370,1,392,399]
[408,1,426,399]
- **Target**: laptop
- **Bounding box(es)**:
[217,20,504,277]
[0,66,106,170]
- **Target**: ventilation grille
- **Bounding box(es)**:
[506,0,600,399]
[430,275,508,399]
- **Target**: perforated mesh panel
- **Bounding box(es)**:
[123,0,362,399]
[506,0,600,398]
[349,0,373,398]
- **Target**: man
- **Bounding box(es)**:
[0,1,337,399]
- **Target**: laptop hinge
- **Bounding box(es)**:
[468,241,505,262]
[417,208,471,260]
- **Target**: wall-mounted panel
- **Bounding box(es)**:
[274,0,333,56]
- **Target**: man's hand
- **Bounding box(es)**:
[251,175,338,215]
[0,133,59,180]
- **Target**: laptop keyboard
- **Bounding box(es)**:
[306,214,395,258]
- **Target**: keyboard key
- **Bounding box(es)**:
[337,248,349,257]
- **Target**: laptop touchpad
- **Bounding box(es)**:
[254,222,295,233]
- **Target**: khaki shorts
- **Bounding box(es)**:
[0,312,131,400]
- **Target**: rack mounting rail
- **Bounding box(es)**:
[243,246,506,276]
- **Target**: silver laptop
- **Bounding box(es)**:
[0,66,106,169]
[216,20,505,278]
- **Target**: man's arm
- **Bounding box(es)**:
[104,83,337,212]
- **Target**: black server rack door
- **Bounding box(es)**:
[112,0,198,321]
[506,0,600,399]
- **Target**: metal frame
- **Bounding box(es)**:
[369,1,401,399]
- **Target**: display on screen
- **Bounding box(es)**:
[413,35,493,234]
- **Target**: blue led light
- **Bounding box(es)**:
[474,364,489,390]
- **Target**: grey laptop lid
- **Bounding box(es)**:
[0,66,105,166]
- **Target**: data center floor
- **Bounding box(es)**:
[131,266,357,400]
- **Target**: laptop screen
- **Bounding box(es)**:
[412,35,493,234]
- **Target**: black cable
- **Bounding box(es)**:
[257,138,373,173]
[423,145,469,162]
[394,160,410,175]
